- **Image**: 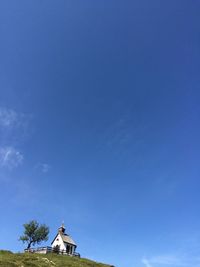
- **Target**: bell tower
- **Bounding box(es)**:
[58,222,66,234]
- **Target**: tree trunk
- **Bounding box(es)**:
[27,241,32,249]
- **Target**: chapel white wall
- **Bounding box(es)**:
[51,234,66,251]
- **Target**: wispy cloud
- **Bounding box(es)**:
[0,107,32,143]
[0,147,24,169]
[35,163,51,173]
[141,230,200,267]
[0,107,32,171]
[0,107,18,127]
[150,255,185,266]
[142,258,154,267]
[41,163,51,173]
[0,107,24,128]
[141,254,200,267]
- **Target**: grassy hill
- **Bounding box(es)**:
[0,250,113,267]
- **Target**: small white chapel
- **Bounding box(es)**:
[51,223,77,255]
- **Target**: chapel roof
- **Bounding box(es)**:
[60,233,76,246]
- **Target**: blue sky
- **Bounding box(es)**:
[0,1,200,267]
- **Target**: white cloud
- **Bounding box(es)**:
[0,107,31,136]
[0,107,19,127]
[35,163,51,173]
[150,255,185,266]
[41,163,51,173]
[142,254,191,267]
[142,258,153,267]
[142,258,154,267]
[0,147,24,169]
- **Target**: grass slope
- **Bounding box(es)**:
[0,250,113,267]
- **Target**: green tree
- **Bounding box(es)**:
[19,220,49,249]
